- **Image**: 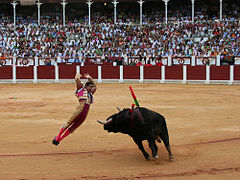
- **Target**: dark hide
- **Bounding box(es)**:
[99,107,174,160]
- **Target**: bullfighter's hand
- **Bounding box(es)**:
[75,73,82,80]
[84,73,91,79]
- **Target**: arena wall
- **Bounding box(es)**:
[0,64,239,85]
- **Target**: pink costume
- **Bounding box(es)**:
[62,87,95,133]
[53,78,96,146]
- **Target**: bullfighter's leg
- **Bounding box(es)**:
[159,133,174,160]
[147,139,158,159]
[133,138,150,160]
[52,102,85,146]
[57,104,89,143]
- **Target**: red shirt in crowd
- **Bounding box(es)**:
[145,64,152,66]
[156,62,163,66]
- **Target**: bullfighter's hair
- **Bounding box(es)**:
[85,81,94,87]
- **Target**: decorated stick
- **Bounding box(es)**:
[129,86,140,107]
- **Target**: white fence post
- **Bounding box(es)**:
[98,66,102,83]
[12,65,16,83]
[216,55,221,66]
[168,56,172,66]
[76,65,80,74]
[183,65,187,84]
[13,56,16,66]
[139,65,144,83]
[160,66,165,83]
[205,65,210,84]
[33,66,38,83]
[191,56,195,66]
[55,65,59,83]
[229,65,234,85]
[119,65,123,83]
[34,57,38,66]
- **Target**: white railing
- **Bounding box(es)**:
[0,55,239,67]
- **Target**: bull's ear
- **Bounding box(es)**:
[116,107,121,112]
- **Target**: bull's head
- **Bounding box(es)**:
[97,108,131,133]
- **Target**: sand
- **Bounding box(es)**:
[0,83,239,180]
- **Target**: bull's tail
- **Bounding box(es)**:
[158,119,174,160]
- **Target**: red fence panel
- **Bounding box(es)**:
[16,66,33,79]
[102,65,120,79]
[187,66,206,80]
[210,66,230,80]
[144,66,161,79]
[234,66,240,81]
[59,64,76,79]
[0,66,12,79]
[37,66,55,79]
[80,65,98,79]
[123,66,140,79]
[2,64,240,83]
[165,66,183,80]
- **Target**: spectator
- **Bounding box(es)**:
[44,58,52,66]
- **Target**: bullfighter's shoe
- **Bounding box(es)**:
[52,136,59,146]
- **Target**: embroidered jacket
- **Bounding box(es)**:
[75,88,94,105]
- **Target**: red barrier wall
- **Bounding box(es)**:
[123,66,140,79]
[187,66,206,80]
[59,64,76,79]
[16,66,33,79]
[210,66,230,80]
[102,65,120,79]
[1,65,238,83]
[80,65,98,79]
[234,66,240,81]
[0,66,12,79]
[37,66,55,79]
[144,66,161,79]
[165,66,183,80]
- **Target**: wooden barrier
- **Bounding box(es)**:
[0,64,240,85]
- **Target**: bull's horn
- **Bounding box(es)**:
[106,118,113,123]
[97,120,106,125]
[116,107,121,111]
[97,118,112,125]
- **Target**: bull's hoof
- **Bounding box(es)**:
[149,155,159,161]
[144,154,150,161]
[156,136,161,143]
[146,156,151,161]
[169,155,174,161]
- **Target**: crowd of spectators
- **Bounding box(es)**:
[0,3,239,65]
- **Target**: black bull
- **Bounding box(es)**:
[97,107,174,160]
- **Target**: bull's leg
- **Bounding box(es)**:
[148,139,158,159]
[156,136,161,143]
[159,133,174,160]
[133,138,150,160]
[154,143,158,154]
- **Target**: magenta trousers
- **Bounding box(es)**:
[68,104,90,133]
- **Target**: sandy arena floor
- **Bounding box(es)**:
[0,83,240,180]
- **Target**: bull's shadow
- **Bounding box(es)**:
[97,107,174,161]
